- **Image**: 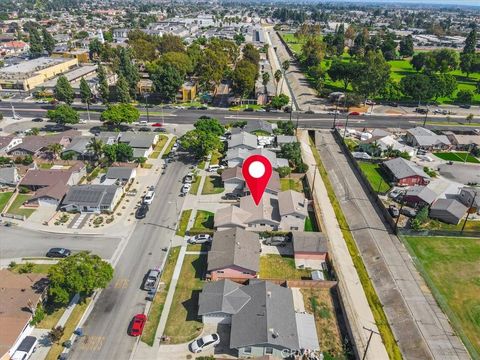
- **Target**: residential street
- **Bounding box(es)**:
[314,130,470,360]
[67,157,190,360]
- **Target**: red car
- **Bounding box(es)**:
[151,122,163,127]
[129,314,147,336]
[349,111,360,116]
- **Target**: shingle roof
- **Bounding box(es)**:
[383,157,430,180]
[292,231,328,254]
[20,169,72,187]
[278,190,308,217]
[430,198,467,219]
[0,167,17,185]
[407,127,450,147]
[120,132,156,149]
[63,136,92,154]
[405,186,438,204]
[228,132,258,149]
[222,167,281,193]
[240,195,281,225]
[208,227,261,272]
[244,120,273,134]
[214,205,251,228]
[62,185,120,208]
[30,181,69,201]
[106,167,135,180]
[198,279,251,316]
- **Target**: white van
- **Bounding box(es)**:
[143,188,155,204]
[138,120,148,126]
[11,336,37,360]
[208,165,220,172]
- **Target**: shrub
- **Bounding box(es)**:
[49,326,65,343]
[277,166,292,178]
[295,162,309,173]
[18,186,30,194]
[30,305,46,325]
[8,261,17,269]
[18,262,35,274]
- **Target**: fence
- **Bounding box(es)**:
[398,228,480,238]
[224,277,337,289]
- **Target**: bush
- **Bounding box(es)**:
[30,305,46,325]
[18,186,30,194]
[411,206,429,230]
[0,156,12,165]
[277,166,292,178]
[49,326,65,343]
[18,262,35,274]
[8,261,17,269]
[295,162,309,173]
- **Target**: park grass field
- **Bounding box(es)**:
[403,236,480,358]
[433,152,480,164]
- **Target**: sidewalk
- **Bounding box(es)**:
[297,129,389,360]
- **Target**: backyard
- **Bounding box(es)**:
[259,254,311,280]
[163,254,206,344]
[433,152,480,164]
[304,211,320,232]
[357,161,391,193]
[280,177,304,192]
[6,194,36,218]
[0,191,13,212]
[201,176,224,195]
[403,236,480,358]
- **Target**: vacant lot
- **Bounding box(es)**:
[259,255,311,280]
[357,161,391,193]
[404,236,480,358]
[433,152,480,164]
[0,191,13,211]
[163,254,206,344]
[7,194,36,218]
[201,176,224,195]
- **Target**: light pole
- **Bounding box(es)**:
[144,93,150,123]
[343,113,350,138]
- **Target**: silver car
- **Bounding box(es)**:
[189,333,220,353]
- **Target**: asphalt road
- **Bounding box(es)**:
[0,226,120,260]
[68,155,190,360]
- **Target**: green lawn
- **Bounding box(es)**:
[175,209,192,237]
[191,210,214,231]
[209,150,223,165]
[259,255,311,280]
[229,104,264,111]
[10,263,51,274]
[304,211,320,232]
[280,177,304,192]
[189,175,201,195]
[36,302,67,330]
[357,161,391,193]
[7,194,36,218]
[141,247,180,346]
[403,236,480,358]
[0,192,14,212]
[163,254,206,344]
[433,152,480,164]
[201,176,224,195]
[149,135,168,159]
[39,163,54,169]
[161,136,177,159]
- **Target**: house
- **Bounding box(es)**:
[215,206,252,230]
[277,190,308,231]
[228,132,258,151]
[198,280,319,358]
[405,127,450,150]
[96,131,121,145]
[292,231,328,270]
[244,120,274,134]
[458,187,480,213]
[240,195,280,231]
[403,186,438,208]
[221,166,280,195]
[61,184,123,213]
[0,135,22,155]
[226,148,288,169]
[382,157,430,186]
[429,199,468,225]
[377,136,416,158]
[0,269,49,360]
[207,227,261,281]
[0,167,20,186]
[104,167,136,185]
[276,135,296,147]
[61,136,93,160]
[118,133,158,159]
[444,131,480,150]
[0,40,29,55]
[8,131,80,157]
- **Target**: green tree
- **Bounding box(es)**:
[432,49,459,73]
[117,48,139,96]
[270,94,290,109]
[379,79,403,101]
[456,89,474,104]
[100,103,140,125]
[194,117,225,136]
[429,73,457,100]
[79,78,92,105]
[158,51,193,77]
[327,60,360,91]
[463,27,477,54]
[115,143,134,162]
[276,120,295,135]
[333,23,345,56]
[54,75,74,104]
[180,129,223,158]
[197,48,228,90]
[48,252,113,305]
[115,74,131,103]
[262,71,270,93]
[158,34,185,53]
[41,27,55,55]
[233,33,245,45]
[301,36,325,67]
[243,43,260,66]
[86,138,104,163]
[28,28,43,58]
[30,305,45,326]
[89,38,103,60]
[352,51,391,99]
[274,69,282,94]
[47,143,63,160]
[97,64,109,102]
[130,38,157,62]
[232,59,257,97]
[466,113,474,124]
[399,35,414,58]
[102,144,117,163]
[150,63,183,102]
[48,326,65,343]
[349,28,369,57]
[459,53,480,78]
[277,166,292,178]
[47,104,80,125]
[400,73,435,104]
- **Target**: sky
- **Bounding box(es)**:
[319,0,479,6]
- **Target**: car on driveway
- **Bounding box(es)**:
[128,314,147,337]
[388,205,400,218]
[400,208,417,218]
[188,234,212,244]
[46,248,71,258]
[135,203,149,219]
[263,236,288,247]
[222,193,240,200]
[189,333,220,353]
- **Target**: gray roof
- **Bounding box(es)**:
[230,280,300,350]
[62,185,120,208]
[240,195,281,225]
[105,167,135,180]
[295,313,320,350]
[63,136,92,154]
[198,279,251,316]
[96,132,120,145]
[405,186,438,204]
[208,227,261,273]
[383,157,430,180]
[0,167,18,185]
[276,135,296,145]
[292,231,328,254]
[119,133,156,149]
[244,120,273,134]
[460,187,480,207]
[278,190,308,217]
[228,132,258,150]
[430,199,468,219]
[407,127,450,147]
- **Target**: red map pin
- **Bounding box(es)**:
[242,154,273,206]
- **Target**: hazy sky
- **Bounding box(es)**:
[323,0,479,6]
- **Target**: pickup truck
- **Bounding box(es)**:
[11,336,37,360]
[143,269,161,291]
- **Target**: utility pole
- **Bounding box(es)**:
[422,104,429,127]
[362,327,380,360]
[332,102,339,129]
[461,191,477,234]
[311,164,318,200]
[343,114,350,138]
[394,196,406,233]
[295,112,300,133]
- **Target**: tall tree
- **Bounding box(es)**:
[463,27,477,55]
[117,47,139,96]
[47,143,63,160]
[460,53,480,78]
[262,72,270,93]
[28,28,43,58]
[97,64,109,102]
[301,36,325,67]
[232,59,258,98]
[150,63,183,102]
[333,23,345,56]
[46,104,80,125]
[352,51,391,99]
[115,74,131,103]
[88,38,103,60]
[274,69,282,94]
[349,28,368,57]
[157,51,193,77]
[86,138,104,163]
[327,60,361,91]
[429,73,457,100]
[41,27,55,55]
[400,73,435,104]
[399,35,414,58]
[54,76,74,105]
[79,78,92,105]
[100,103,140,125]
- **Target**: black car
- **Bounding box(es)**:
[243,107,254,112]
[400,208,417,218]
[388,101,399,107]
[222,193,240,200]
[46,248,71,258]
[154,128,167,132]
[32,117,44,122]
[284,106,292,113]
[135,203,149,219]
[198,106,208,110]
[459,104,471,109]
[138,127,151,132]
[305,110,315,114]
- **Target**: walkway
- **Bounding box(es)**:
[297,130,389,360]
[313,130,469,360]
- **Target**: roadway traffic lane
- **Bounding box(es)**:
[68,157,189,360]
[0,226,120,260]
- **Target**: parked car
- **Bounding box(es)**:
[459,104,471,109]
[11,336,37,360]
[365,99,376,105]
[135,203,149,219]
[255,108,266,112]
[138,127,151,132]
[154,128,167,133]
[207,164,220,172]
[349,111,360,116]
[388,205,400,218]
[143,188,155,204]
[388,189,403,200]
[128,314,147,336]
[198,106,208,110]
[400,208,417,218]
[415,107,428,114]
[188,234,212,244]
[181,183,191,195]
[46,248,71,258]
[151,122,163,127]
[189,333,220,353]
[143,269,161,291]
[184,174,194,184]
[264,236,288,247]
[305,109,315,114]
[387,101,398,107]
[283,106,292,113]
[328,110,341,115]
[32,117,44,122]
[222,193,240,200]
[243,107,254,112]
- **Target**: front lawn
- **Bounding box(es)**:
[357,161,391,193]
[149,135,168,159]
[176,209,192,237]
[403,236,480,358]
[189,175,201,195]
[141,247,180,346]
[280,177,304,192]
[10,263,52,274]
[209,150,223,165]
[0,191,14,212]
[191,210,214,231]
[6,194,36,218]
[201,176,224,195]
[39,163,54,169]
[161,136,177,159]
[259,255,311,280]
[163,254,206,344]
[433,152,480,164]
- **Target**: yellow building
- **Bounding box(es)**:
[0,57,78,91]
[52,49,90,64]
[178,81,197,102]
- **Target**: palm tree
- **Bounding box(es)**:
[370,141,381,158]
[274,69,282,95]
[86,138,104,164]
[47,143,63,162]
[262,72,270,94]
[280,60,290,94]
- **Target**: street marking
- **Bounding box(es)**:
[113,278,129,289]
[78,336,105,351]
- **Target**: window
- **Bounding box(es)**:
[216,270,224,274]
[265,347,273,355]
[244,347,252,354]
[242,271,251,275]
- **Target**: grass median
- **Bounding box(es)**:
[176,209,192,237]
[309,137,402,360]
[161,136,177,159]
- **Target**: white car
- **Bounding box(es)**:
[181,183,191,194]
[188,234,212,244]
[418,155,434,162]
[328,110,341,115]
[189,333,220,353]
[143,189,155,204]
